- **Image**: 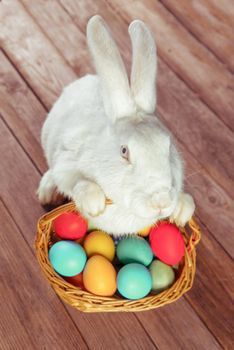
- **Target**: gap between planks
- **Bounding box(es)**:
[158,0,234,74]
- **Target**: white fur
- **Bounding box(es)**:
[129,20,157,114]
[38,16,195,236]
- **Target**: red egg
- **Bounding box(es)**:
[65,272,84,288]
[149,222,185,265]
[53,212,88,240]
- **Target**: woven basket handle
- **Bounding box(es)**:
[187,218,201,252]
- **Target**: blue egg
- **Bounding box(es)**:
[49,241,87,277]
[117,263,152,300]
[117,237,153,266]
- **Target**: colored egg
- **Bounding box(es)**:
[88,220,98,232]
[53,212,88,240]
[138,226,151,237]
[150,222,185,265]
[64,272,84,288]
[49,241,87,277]
[83,231,115,262]
[117,237,153,266]
[117,263,152,300]
[149,260,175,293]
[83,255,117,296]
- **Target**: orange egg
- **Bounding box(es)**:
[83,255,117,296]
[138,226,151,237]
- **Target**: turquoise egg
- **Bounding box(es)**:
[49,241,87,277]
[117,237,153,266]
[117,263,152,299]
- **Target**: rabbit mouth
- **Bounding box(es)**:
[124,197,168,220]
[123,191,177,220]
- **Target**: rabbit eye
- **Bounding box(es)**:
[120,145,129,160]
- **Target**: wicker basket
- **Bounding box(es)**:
[35,202,201,312]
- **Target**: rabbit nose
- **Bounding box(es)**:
[151,190,171,209]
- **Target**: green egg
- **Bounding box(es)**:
[87,220,98,232]
[149,260,175,293]
[117,236,153,266]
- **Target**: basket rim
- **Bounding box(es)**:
[35,202,201,312]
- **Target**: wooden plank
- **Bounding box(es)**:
[139,298,222,350]
[179,143,234,258]
[0,0,76,109]
[0,204,88,350]
[20,0,90,76]
[106,0,234,130]
[156,59,234,200]
[0,226,35,349]
[68,299,223,350]
[186,218,234,350]
[0,51,47,173]
[66,310,159,350]
[159,0,234,71]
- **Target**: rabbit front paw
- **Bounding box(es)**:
[74,181,106,217]
[170,193,195,227]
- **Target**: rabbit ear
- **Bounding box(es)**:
[87,15,136,122]
[129,20,157,114]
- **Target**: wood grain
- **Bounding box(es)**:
[159,0,234,71]
[0,0,76,108]
[0,202,88,350]
[107,0,234,130]
[20,0,90,76]
[139,299,222,350]
[0,51,47,173]
[180,145,234,258]
[156,60,234,199]
[187,218,234,349]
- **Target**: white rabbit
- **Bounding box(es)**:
[37,15,195,236]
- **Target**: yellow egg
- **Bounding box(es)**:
[138,226,151,237]
[83,230,115,261]
[83,255,117,296]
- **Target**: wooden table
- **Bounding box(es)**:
[0,1,233,349]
